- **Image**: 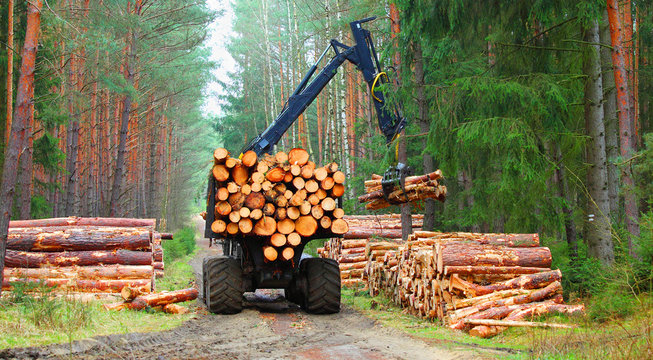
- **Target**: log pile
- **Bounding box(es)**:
[317,214,422,286]
[366,231,584,337]
[2,217,168,295]
[358,171,447,210]
[209,148,349,262]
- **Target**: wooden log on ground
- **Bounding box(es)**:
[3,278,151,293]
[344,228,403,239]
[103,288,198,311]
[163,303,190,314]
[465,319,575,329]
[3,265,154,280]
[7,227,153,252]
[453,270,562,297]
[5,249,153,268]
[9,217,156,229]
[121,286,146,301]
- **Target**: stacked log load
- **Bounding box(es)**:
[358,171,447,210]
[366,231,584,337]
[2,217,167,295]
[209,148,348,262]
[317,214,422,286]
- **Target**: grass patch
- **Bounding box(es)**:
[0,283,187,349]
[342,287,653,359]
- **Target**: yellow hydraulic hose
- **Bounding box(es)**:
[371,72,387,102]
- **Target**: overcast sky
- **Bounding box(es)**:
[203,0,237,117]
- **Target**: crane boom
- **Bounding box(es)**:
[242,17,406,156]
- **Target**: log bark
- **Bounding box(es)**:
[3,278,151,294]
[4,265,153,280]
[443,266,550,276]
[451,270,562,297]
[437,244,552,273]
[7,227,152,252]
[5,249,153,268]
[8,217,156,229]
[103,288,198,311]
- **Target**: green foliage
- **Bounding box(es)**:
[163,226,197,263]
[30,195,52,219]
[635,133,653,208]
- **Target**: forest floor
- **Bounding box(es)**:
[0,231,505,360]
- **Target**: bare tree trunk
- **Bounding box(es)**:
[554,144,578,258]
[17,106,34,219]
[600,10,620,218]
[414,42,435,231]
[583,20,614,265]
[0,0,43,297]
[110,30,137,217]
[607,0,640,256]
[5,0,14,144]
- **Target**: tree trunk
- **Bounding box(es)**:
[606,0,640,255]
[0,0,43,297]
[583,20,614,265]
[554,144,578,257]
[414,42,436,231]
[110,27,138,217]
[5,0,14,144]
[18,105,34,219]
[600,9,620,217]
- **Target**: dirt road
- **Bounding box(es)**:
[1,225,500,359]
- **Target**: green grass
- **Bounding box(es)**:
[304,238,327,257]
[0,287,187,349]
[0,246,199,350]
[342,287,653,359]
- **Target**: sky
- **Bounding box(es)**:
[203,0,237,118]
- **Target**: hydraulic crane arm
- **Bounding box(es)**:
[242,17,406,156]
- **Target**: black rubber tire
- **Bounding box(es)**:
[284,283,303,306]
[201,257,214,304]
[204,256,243,314]
[302,258,341,314]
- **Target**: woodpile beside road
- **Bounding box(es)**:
[318,214,422,286]
[104,287,198,313]
[208,148,348,262]
[358,171,447,210]
[366,230,584,337]
[2,217,169,295]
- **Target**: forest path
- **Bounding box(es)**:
[2,222,498,360]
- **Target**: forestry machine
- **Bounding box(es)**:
[203,17,410,314]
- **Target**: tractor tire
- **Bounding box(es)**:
[302,258,341,314]
[204,256,243,314]
[284,283,304,306]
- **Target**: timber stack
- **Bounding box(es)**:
[2,217,168,295]
[358,171,447,210]
[209,147,349,262]
[317,214,422,286]
[366,231,584,337]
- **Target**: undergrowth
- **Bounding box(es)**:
[0,282,186,349]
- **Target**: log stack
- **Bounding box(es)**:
[2,217,168,295]
[209,148,349,262]
[317,214,422,286]
[366,231,584,338]
[358,171,447,210]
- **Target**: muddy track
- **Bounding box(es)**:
[1,228,500,360]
